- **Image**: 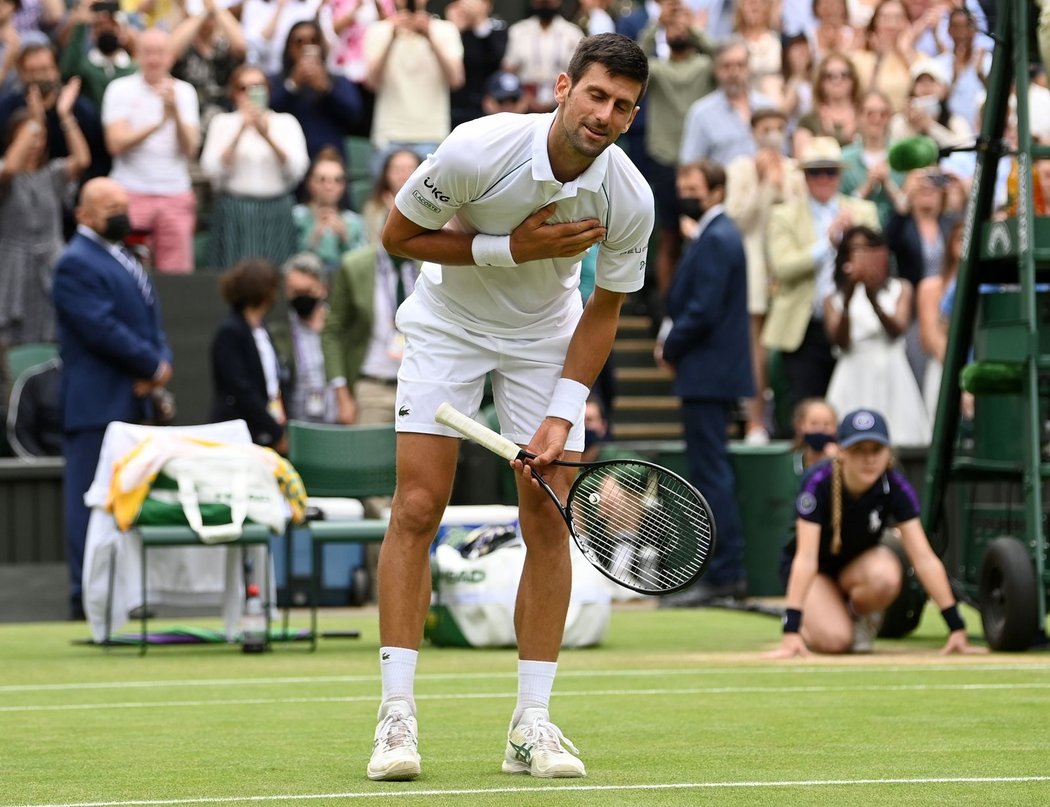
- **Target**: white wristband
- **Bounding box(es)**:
[545,378,589,424]
[471,234,516,267]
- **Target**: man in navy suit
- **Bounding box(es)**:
[52,177,173,620]
[656,159,753,607]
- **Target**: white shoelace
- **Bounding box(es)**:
[375,711,417,752]
[517,716,579,756]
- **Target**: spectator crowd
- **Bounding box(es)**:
[0,0,1017,617]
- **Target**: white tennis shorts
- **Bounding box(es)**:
[393,292,586,451]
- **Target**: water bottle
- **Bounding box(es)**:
[241,583,267,653]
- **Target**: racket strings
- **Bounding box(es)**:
[568,462,713,593]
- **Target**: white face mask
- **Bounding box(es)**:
[757,130,785,151]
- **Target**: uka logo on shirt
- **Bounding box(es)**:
[423,177,450,203]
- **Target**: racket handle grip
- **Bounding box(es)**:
[435,402,524,462]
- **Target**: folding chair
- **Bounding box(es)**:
[286,420,397,648]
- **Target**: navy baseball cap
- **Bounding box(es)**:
[837,409,891,449]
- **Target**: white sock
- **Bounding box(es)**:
[379,646,418,714]
[512,659,557,726]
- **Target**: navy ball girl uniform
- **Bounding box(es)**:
[780,459,921,583]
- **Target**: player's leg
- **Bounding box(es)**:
[367,293,492,781]
[799,573,854,654]
[838,545,904,652]
[492,340,586,778]
[502,461,586,778]
[513,465,574,662]
[367,433,458,782]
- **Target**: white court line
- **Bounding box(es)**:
[3,682,1050,714]
[6,776,1050,807]
[2,663,1047,694]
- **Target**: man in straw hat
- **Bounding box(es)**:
[761,136,879,414]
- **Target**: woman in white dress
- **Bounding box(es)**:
[823,225,931,446]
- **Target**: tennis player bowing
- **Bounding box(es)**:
[366,34,654,781]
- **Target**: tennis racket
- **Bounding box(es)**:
[435,402,715,595]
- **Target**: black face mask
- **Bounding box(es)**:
[96,31,121,56]
[667,37,692,52]
[289,294,321,319]
[678,196,704,221]
[584,428,603,454]
[101,212,131,242]
[532,6,558,21]
[802,432,837,453]
[29,79,58,98]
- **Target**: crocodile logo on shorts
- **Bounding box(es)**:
[398,405,411,417]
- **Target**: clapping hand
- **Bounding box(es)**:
[320,207,347,240]
[410,9,431,33]
[56,77,82,120]
[25,83,46,124]
[294,50,330,93]
[158,79,177,120]
[245,103,268,135]
[828,209,853,246]
[754,148,783,187]
[868,161,889,186]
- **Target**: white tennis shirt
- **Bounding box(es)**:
[394,112,654,338]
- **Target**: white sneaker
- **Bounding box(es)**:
[367,699,421,781]
[502,708,586,778]
[852,611,884,653]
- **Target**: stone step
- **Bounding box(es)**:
[617,366,674,382]
[615,395,680,411]
[610,318,674,441]
[616,315,653,336]
[612,421,685,440]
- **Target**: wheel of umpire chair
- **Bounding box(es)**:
[979,536,1040,651]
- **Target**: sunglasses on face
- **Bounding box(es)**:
[805,167,840,178]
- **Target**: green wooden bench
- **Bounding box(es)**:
[125,524,277,655]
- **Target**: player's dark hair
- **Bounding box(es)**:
[566,33,649,100]
[220,258,280,311]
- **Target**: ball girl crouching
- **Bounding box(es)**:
[766,408,987,657]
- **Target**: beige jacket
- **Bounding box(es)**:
[761,193,879,352]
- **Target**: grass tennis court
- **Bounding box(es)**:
[3,603,1049,807]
